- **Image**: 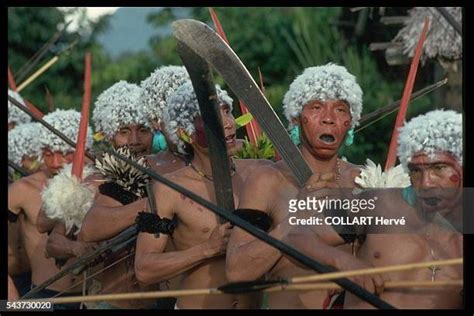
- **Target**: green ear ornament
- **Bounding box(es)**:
[289,125,300,146]
[151,131,168,154]
[344,128,355,146]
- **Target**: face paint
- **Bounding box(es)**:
[299,99,352,160]
[193,116,208,148]
[450,174,460,183]
[408,151,463,214]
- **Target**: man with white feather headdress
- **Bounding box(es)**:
[78,69,191,310]
[8,109,94,308]
[283,109,463,309]
[226,63,372,309]
[134,80,271,309]
[8,122,43,297]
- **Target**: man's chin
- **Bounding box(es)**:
[310,147,339,160]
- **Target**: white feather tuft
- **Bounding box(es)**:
[355,159,410,189]
[41,164,96,235]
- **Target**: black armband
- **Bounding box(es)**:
[323,207,358,244]
[99,182,140,205]
[233,209,273,232]
[135,212,176,237]
[8,209,18,223]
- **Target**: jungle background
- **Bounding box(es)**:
[7,7,462,165]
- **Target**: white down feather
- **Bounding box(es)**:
[355,159,411,189]
[41,163,96,235]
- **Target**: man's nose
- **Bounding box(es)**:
[129,130,139,144]
[320,110,335,125]
[51,153,64,168]
[222,115,234,130]
[420,170,437,189]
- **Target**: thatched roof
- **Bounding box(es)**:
[394,7,462,62]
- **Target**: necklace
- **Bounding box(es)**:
[424,226,442,282]
[428,248,442,282]
[189,158,237,182]
[335,158,341,181]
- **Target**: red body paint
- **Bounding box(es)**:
[194,117,209,148]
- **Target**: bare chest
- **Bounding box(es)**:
[358,234,463,281]
[171,179,246,249]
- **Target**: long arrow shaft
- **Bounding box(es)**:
[107,150,396,309]
[355,78,448,133]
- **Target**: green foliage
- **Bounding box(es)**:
[8,8,159,123]
[234,134,276,160]
[8,7,438,166]
[282,7,344,75]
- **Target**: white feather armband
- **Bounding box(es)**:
[355,159,411,189]
[41,164,96,235]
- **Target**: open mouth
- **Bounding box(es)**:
[319,134,336,144]
[421,197,441,206]
[225,134,236,144]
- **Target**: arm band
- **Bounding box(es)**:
[135,212,176,237]
[233,208,273,232]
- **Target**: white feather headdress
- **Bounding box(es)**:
[397,109,462,172]
[163,81,234,154]
[8,122,43,165]
[139,65,190,122]
[283,63,363,129]
[41,163,96,235]
[92,81,150,139]
[8,89,31,126]
[38,109,93,154]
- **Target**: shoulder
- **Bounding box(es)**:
[241,160,292,191]
[153,167,193,196]
[234,158,273,175]
[339,159,362,183]
[12,171,44,192]
[146,153,187,174]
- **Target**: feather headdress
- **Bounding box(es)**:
[8,89,31,126]
[92,81,151,139]
[38,109,93,153]
[283,63,363,129]
[397,109,462,172]
[139,65,190,122]
[163,81,233,154]
[8,122,43,165]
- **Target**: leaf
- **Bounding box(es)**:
[235,113,254,128]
